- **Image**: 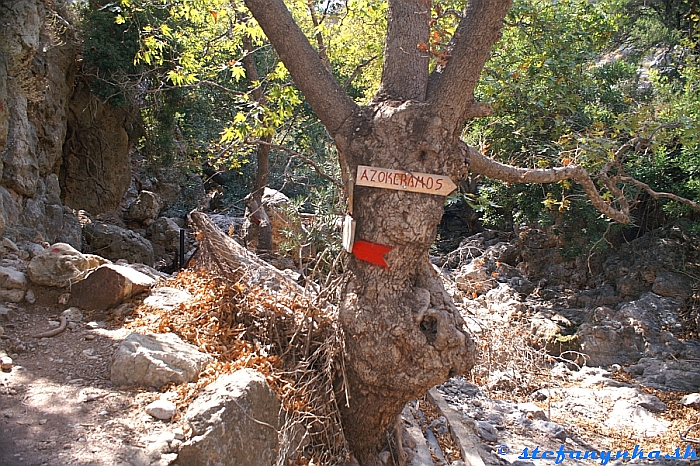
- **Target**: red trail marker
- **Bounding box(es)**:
[352,240,393,268]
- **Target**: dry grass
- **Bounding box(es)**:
[125,268,350,465]
[468,309,700,455]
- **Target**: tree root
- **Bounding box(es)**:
[33,316,67,338]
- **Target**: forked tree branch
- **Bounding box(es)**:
[465,144,632,223]
[426,0,512,127]
[375,0,431,101]
[617,177,700,212]
[243,0,359,135]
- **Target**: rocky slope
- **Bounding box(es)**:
[0,220,699,466]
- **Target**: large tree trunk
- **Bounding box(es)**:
[336,102,476,463]
[240,0,649,463]
[241,0,505,462]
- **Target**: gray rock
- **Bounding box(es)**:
[0,289,24,303]
[575,293,687,367]
[628,358,700,392]
[27,243,91,287]
[110,332,212,388]
[21,241,47,258]
[475,420,499,442]
[145,399,177,421]
[144,287,193,312]
[178,369,280,466]
[125,190,162,224]
[636,393,667,413]
[69,264,155,311]
[83,222,154,266]
[532,420,567,440]
[652,271,693,299]
[147,217,181,262]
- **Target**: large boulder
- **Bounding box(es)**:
[27,242,91,287]
[110,332,212,388]
[83,222,154,266]
[69,264,155,311]
[574,293,688,367]
[0,0,85,247]
[125,190,162,224]
[178,369,280,466]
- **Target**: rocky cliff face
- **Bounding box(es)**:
[0,0,133,249]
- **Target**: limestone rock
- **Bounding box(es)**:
[178,369,280,466]
[27,242,90,287]
[83,222,154,266]
[0,265,27,290]
[62,80,131,215]
[69,264,155,311]
[574,293,687,367]
[0,289,25,303]
[145,399,177,421]
[455,260,497,296]
[111,332,212,388]
[143,287,192,312]
[125,190,162,224]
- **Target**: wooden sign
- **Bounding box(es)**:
[356,165,457,196]
[352,240,392,268]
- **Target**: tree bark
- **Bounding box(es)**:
[376,0,430,101]
[241,34,273,253]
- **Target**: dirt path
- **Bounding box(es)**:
[0,302,180,466]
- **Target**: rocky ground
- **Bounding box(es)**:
[1,223,700,466]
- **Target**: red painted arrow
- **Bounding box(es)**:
[352,240,393,268]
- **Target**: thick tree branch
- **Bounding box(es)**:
[243,0,359,135]
[426,0,511,127]
[376,0,430,101]
[466,145,632,224]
